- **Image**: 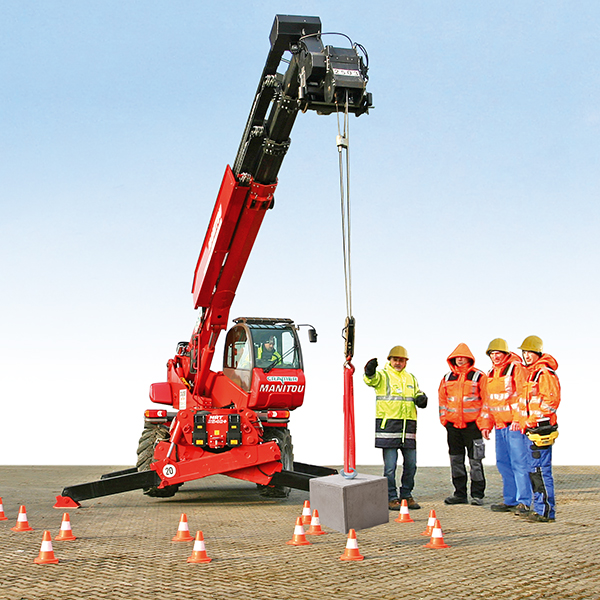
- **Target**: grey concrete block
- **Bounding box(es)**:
[309,472,388,533]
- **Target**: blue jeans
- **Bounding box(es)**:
[495,427,532,506]
[382,447,417,501]
[529,444,555,519]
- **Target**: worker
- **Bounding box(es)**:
[255,336,282,367]
[515,335,561,522]
[438,343,488,505]
[479,339,531,516]
[363,345,428,511]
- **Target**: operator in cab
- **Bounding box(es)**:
[255,336,282,368]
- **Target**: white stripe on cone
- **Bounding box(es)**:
[294,524,306,535]
[41,540,53,552]
[431,525,443,538]
[427,516,436,526]
[310,515,321,526]
[345,538,359,549]
[192,539,206,552]
[179,522,190,531]
[60,520,72,531]
[18,513,28,522]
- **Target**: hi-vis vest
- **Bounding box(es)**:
[364,363,419,449]
[517,366,560,429]
[482,362,519,428]
[439,368,486,429]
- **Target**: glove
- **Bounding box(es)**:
[364,358,378,377]
[414,392,428,409]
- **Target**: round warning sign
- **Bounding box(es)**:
[162,464,177,479]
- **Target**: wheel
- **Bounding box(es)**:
[259,427,294,498]
[136,424,181,498]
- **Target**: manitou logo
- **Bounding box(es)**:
[259,383,305,393]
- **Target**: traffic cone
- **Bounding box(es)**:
[421,509,437,536]
[11,505,33,532]
[34,531,59,564]
[306,509,327,535]
[55,513,76,541]
[301,500,312,526]
[0,497,7,521]
[187,531,212,563]
[340,529,364,561]
[286,517,311,546]
[394,499,414,523]
[172,513,194,542]
[424,519,450,549]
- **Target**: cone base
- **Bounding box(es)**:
[34,555,59,564]
[11,525,33,532]
[421,529,433,536]
[172,535,194,542]
[306,529,327,535]
[340,553,364,561]
[0,516,8,521]
[425,541,450,549]
[187,555,212,563]
[394,516,414,523]
[55,533,77,541]
[286,539,311,546]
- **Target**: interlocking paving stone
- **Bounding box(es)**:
[0,465,598,599]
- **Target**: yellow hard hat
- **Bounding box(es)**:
[388,345,409,360]
[486,338,510,355]
[519,335,543,353]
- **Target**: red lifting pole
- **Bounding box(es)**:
[343,348,356,478]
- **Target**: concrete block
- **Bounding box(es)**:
[309,472,388,533]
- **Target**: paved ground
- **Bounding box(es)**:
[0,465,599,600]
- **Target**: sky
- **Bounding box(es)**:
[1,1,599,472]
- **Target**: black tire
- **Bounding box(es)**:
[136,424,181,498]
[259,427,294,498]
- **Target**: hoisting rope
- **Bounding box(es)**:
[336,92,357,479]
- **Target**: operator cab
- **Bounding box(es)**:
[223,317,313,410]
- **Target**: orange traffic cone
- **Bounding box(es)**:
[306,509,327,535]
[34,531,59,564]
[0,497,7,521]
[421,509,437,536]
[286,517,311,546]
[172,513,194,542]
[187,531,212,563]
[424,519,450,549]
[11,505,33,532]
[301,500,312,525]
[55,513,76,541]
[340,529,364,561]
[394,499,414,523]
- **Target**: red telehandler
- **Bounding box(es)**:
[55,14,371,508]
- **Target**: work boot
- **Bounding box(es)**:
[388,499,401,510]
[470,497,484,506]
[405,497,421,510]
[527,512,555,523]
[490,503,518,512]
[513,503,531,517]
[444,495,469,505]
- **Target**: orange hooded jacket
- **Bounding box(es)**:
[479,352,527,430]
[438,343,488,429]
[515,353,561,429]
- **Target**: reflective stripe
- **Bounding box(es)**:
[376,396,415,402]
[375,432,417,440]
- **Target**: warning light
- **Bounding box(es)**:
[145,410,167,419]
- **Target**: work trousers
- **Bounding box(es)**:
[529,443,555,519]
[382,447,417,501]
[495,427,532,506]
[445,422,486,499]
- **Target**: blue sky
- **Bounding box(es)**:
[1,1,598,469]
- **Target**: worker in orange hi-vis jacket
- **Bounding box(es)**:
[479,338,531,516]
[438,343,488,506]
[515,335,561,523]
